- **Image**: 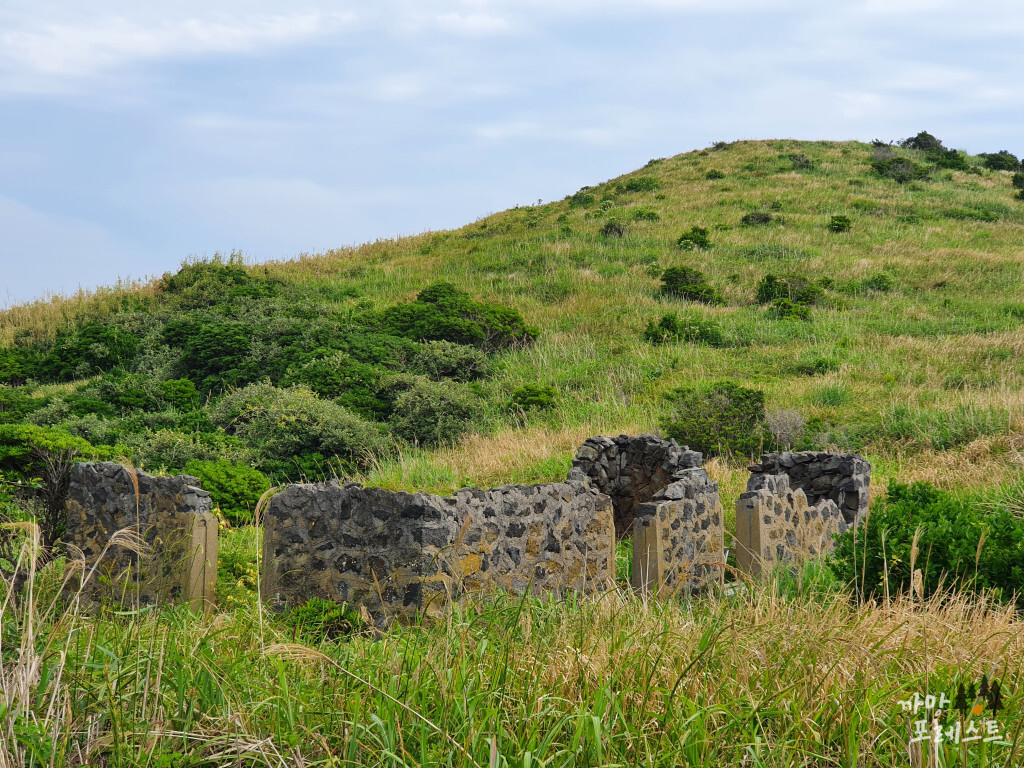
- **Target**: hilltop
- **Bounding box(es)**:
[3,135,1024,508]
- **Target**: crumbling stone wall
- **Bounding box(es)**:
[632,467,724,596]
[749,452,870,526]
[64,462,218,612]
[573,434,703,538]
[261,471,615,621]
[735,451,870,577]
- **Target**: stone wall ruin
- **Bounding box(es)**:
[734,452,870,577]
[64,462,218,612]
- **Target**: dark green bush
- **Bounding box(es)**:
[827,215,852,233]
[642,313,726,347]
[0,386,47,424]
[1012,172,1024,190]
[287,353,385,420]
[160,379,200,411]
[386,377,481,447]
[409,341,489,382]
[375,283,537,353]
[755,274,822,306]
[767,298,811,321]
[659,267,723,305]
[979,151,1021,171]
[183,459,270,525]
[286,597,363,643]
[600,219,627,237]
[861,273,895,293]
[567,189,596,208]
[41,322,141,382]
[740,212,774,227]
[616,176,660,193]
[661,381,769,458]
[788,153,815,171]
[705,169,725,180]
[872,158,929,184]
[509,384,558,412]
[676,226,711,251]
[829,482,1024,606]
[159,257,277,310]
[0,346,44,386]
[630,206,660,222]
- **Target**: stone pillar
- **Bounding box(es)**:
[64,462,217,612]
[748,452,870,526]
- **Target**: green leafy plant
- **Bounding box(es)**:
[740,211,774,226]
[827,215,852,233]
[386,377,482,448]
[979,151,1021,171]
[861,273,895,293]
[661,381,769,458]
[183,459,270,526]
[600,219,627,237]
[616,176,660,193]
[755,274,822,306]
[659,267,723,305]
[1012,172,1024,190]
[872,158,929,184]
[286,597,364,643]
[704,169,725,180]
[630,206,660,222]
[509,384,558,412]
[829,482,1024,606]
[642,313,727,347]
[767,298,811,321]
[675,226,711,251]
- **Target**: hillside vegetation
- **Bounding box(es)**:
[2,135,1024,767]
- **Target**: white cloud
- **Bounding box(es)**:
[435,12,511,35]
[0,11,354,79]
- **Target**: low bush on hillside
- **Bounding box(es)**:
[183,459,270,526]
[827,215,852,233]
[788,153,815,171]
[386,376,481,448]
[755,274,823,306]
[409,340,490,382]
[600,219,627,237]
[792,347,846,376]
[661,381,770,458]
[630,206,660,222]
[829,481,1024,606]
[567,188,596,207]
[676,226,711,251]
[872,158,930,184]
[979,151,1021,171]
[1012,172,1024,190]
[616,176,660,193]
[704,169,725,180]
[899,131,970,171]
[860,273,895,293]
[509,384,558,412]
[642,313,727,347]
[659,267,723,305]
[740,211,774,227]
[767,298,812,321]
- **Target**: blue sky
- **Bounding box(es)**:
[2,0,1023,306]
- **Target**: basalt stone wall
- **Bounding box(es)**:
[64,462,218,612]
[632,467,724,597]
[735,473,847,577]
[573,434,703,538]
[749,452,870,526]
[261,471,615,622]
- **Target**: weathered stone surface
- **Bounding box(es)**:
[572,434,702,538]
[735,451,868,577]
[261,474,616,622]
[748,451,871,526]
[632,468,724,597]
[64,462,217,612]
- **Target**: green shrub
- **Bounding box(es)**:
[160,379,200,411]
[738,244,815,262]
[740,212,774,227]
[567,188,596,208]
[0,346,44,386]
[705,169,725,180]
[829,482,1024,606]
[861,273,895,293]
[386,377,481,448]
[767,298,811,321]
[792,348,845,376]
[1012,172,1024,190]
[979,151,1021,171]
[642,313,727,347]
[409,340,489,382]
[675,226,711,251]
[600,219,627,237]
[287,353,385,420]
[901,131,944,153]
[286,597,363,643]
[872,158,929,184]
[630,206,660,222]
[755,274,822,305]
[211,382,384,479]
[827,215,852,233]
[509,384,558,412]
[159,257,277,310]
[661,381,769,458]
[0,386,47,424]
[40,321,142,382]
[659,267,723,305]
[616,176,660,193]
[788,153,815,171]
[183,459,270,526]
[942,205,999,222]
[375,283,537,353]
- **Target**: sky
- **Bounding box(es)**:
[2,0,1023,306]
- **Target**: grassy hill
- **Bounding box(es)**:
[2,135,1024,767]
[4,136,1024,501]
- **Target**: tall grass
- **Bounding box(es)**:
[2,521,1020,767]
